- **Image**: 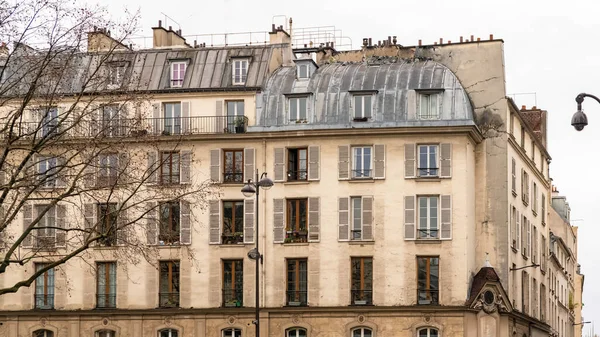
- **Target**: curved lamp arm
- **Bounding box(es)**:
[576,93,600,110]
[571,93,600,131]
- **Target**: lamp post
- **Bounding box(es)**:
[241,170,273,337]
[571,93,600,131]
[573,321,591,326]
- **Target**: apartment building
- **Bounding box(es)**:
[0,22,584,337]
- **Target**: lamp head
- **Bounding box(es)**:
[258,175,274,190]
[571,110,588,131]
[247,248,260,260]
[241,183,256,197]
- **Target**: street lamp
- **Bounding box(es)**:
[241,170,273,337]
[571,93,600,131]
[573,321,591,326]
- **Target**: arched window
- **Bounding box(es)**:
[97,329,116,337]
[159,329,178,337]
[418,328,438,337]
[287,328,307,337]
[33,330,54,337]
[352,328,372,337]
[223,328,242,337]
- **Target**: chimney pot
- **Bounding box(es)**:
[460,36,463,42]
[448,40,451,44]
[439,38,443,44]
[532,106,537,110]
[490,34,494,40]
[158,20,162,27]
[522,105,526,110]
[418,39,422,46]
[393,36,397,45]
[169,26,172,31]
[470,35,474,41]
[434,42,438,45]
[477,37,481,41]
[272,24,276,32]
[368,38,372,46]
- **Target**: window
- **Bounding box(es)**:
[163,102,181,135]
[170,62,186,87]
[287,148,307,181]
[352,328,372,337]
[541,194,546,224]
[101,105,124,137]
[38,156,57,188]
[222,260,243,307]
[352,146,372,179]
[287,328,307,337]
[40,107,58,137]
[532,278,538,318]
[159,329,178,337]
[159,261,180,307]
[286,199,308,243]
[222,201,244,244]
[286,259,307,306]
[511,158,516,194]
[532,182,538,214]
[521,170,529,205]
[33,330,54,337]
[96,262,117,308]
[297,64,309,79]
[97,203,117,246]
[532,226,538,263]
[418,196,439,239]
[353,95,372,119]
[531,140,535,161]
[289,97,308,122]
[160,151,180,184]
[417,256,439,305]
[417,145,438,177]
[232,59,248,85]
[98,153,118,186]
[34,263,54,309]
[521,216,528,256]
[419,93,440,119]
[34,204,56,248]
[540,283,547,321]
[108,64,126,87]
[223,149,244,183]
[418,328,438,337]
[223,329,241,337]
[541,235,547,271]
[226,101,245,133]
[511,206,517,248]
[520,126,525,147]
[159,201,180,244]
[350,257,373,305]
[521,271,529,313]
[96,330,116,337]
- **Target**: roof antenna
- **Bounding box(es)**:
[483,253,493,268]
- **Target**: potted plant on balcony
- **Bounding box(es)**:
[234,117,245,133]
[225,299,242,307]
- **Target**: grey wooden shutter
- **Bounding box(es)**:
[404,144,416,178]
[56,156,67,188]
[146,202,158,245]
[244,199,255,244]
[308,146,320,181]
[362,196,373,240]
[55,204,66,247]
[117,204,128,245]
[152,103,161,134]
[521,168,525,202]
[440,195,452,239]
[308,197,320,242]
[210,149,221,182]
[244,148,255,183]
[209,200,220,244]
[338,197,349,241]
[516,210,521,250]
[147,152,157,184]
[404,196,416,239]
[440,143,452,178]
[273,198,285,243]
[84,203,96,231]
[274,148,285,182]
[118,152,128,185]
[180,200,191,245]
[215,100,223,132]
[181,101,190,134]
[373,144,385,179]
[22,204,33,248]
[180,151,191,184]
[338,145,350,180]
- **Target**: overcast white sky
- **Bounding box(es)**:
[90,0,600,329]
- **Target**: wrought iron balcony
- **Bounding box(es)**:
[287,169,307,181]
[351,289,372,305]
[222,288,243,307]
[34,294,54,309]
[223,172,244,183]
[96,293,117,308]
[417,289,439,305]
[159,292,180,308]
[286,290,307,306]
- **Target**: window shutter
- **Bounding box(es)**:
[373,144,385,179]
[404,196,416,239]
[118,152,128,185]
[440,143,452,178]
[146,202,158,245]
[180,151,192,184]
[244,199,255,244]
[404,144,416,178]
[152,103,162,134]
[511,207,516,247]
[117,204,128,246]
[527,219,531,258]
[308,146,320,181]
[210,149,221,182]
[82,155,96,188]
[521,168,525,202]
[338,197,349,241]
[147,152,157,184]
[521,215,526,255]
[209,200,220,244]
[273,198,285,243]
[215,100,224,132]
[56,156,67,188]
[55,204,66,247]
[362,196,373,240]
[244,148,255,183]
[516,210,520,250]
[84,203,96,231]
[181,101,190,133]
[180,200,191,245]
[308,197,320,242]
[22,204,33,248]
[338,145,350,180]
[440,195,452,239]
[274,148,285,182]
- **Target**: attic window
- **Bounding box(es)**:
[108,62,127,88]
[232,59,248,85]
[170,61,187,88]
[353,94,373,120]
[297,64,309,79]
[418,92,441,120]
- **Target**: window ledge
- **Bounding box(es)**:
[532,210,538,217]
[348,179,374,184]
[218,243,250,248]
[220,183,245,187]
[512,247,518,253]
[348,240,374,245]
[282,242,309,246]
[415,239,442,244]
[415,177,441,182]
[283,181,310,185]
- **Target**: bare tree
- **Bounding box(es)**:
[0,0,217,297]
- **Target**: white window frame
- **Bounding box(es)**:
[35,204,56,241]
[351,328,372,337]
[170,61,187,88]
[288,96,308,123]
[287,328,307,337]
[417,144,439,177]
[532,182,538,214]
[96,329,116,337]
[297,64,309,79]
[38,156,57,188]
[108,64,126,87]
[98,153,118,185]
[418,92,440,120]
[353,94,373,119]
[417,195,439,239]
[222,328,242,337]
[351,146,372,179]
[418,328,439,337]
[232,59,249,85]
[163,102,182,134]
[522,171,529,205]
[159,329,178,337]
[511,158,516,194]
[350,196,364,240]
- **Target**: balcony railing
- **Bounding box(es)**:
[96,293,117,308]
[286,290,307,306]
[221,232,244,245]
[351,289,373,305]
[417,229,439,239]
[418,167,439,177]
[351,169,372,179]
[223,172,244,183]
[417,289,439,305]
[222,288,243,307]
[285,230,308,243]
[34,294,54,309]
[159,292,180,308]
[287,169,307,181]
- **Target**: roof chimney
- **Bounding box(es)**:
[152,21,191,49]
[87,28,129,52]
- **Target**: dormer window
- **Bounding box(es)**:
[418,91,442,120]
[170,61,187,88]
[108,62,127,88]
[353,94,373,120]
[289,96,308,123]
[294,59,317,80]
[297,64,309,79]
[232,59,248,85]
